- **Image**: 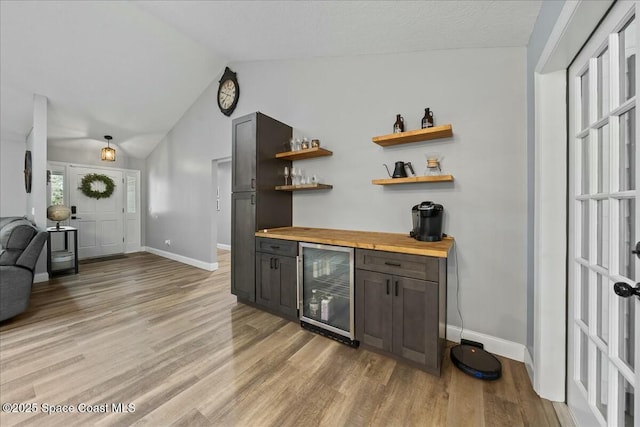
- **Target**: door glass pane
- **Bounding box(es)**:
[579,329,589,390]
[582,71,590,129]
[581,201,590,259]
[597,125,610,193]
[301,246,352,334]
[620,108,636,191]
[620,198,637,281]
[581,265,590,324]
[598,48,610,118]
[127,176,136,214]
[618,295,636,370]
[582,136,590,194]
[49,171,64,205]
[619,374,635,427]
[596,274,609,344]
[620,17,636,102]
[597,200,610,269]
[596,349,608,419]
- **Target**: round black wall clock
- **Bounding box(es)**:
[24,150,32,193]
[217,66,239,116]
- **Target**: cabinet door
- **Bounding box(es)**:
[275,255,298,319]
[355,270,392,352]
[392,277,438,369]
[255,253,275,308]
[232,113,256,192]
[231,192,256,301]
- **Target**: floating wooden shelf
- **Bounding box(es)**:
[372,175,454,185]
[275,147,333,160]
[372,124,453,147]
[275,183,333,191]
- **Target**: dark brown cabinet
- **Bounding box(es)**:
[356,249,446,375]
[231,192,256,301]
[255,238,298,320]
[231,112,292,303]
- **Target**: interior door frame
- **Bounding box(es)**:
[533,1,639,419]
[47,161,141,254]
[530,0,616,401]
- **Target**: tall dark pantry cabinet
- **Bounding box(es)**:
[231,112,292,303]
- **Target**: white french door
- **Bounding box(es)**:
[69,166,125,259]
[568,2,640,426]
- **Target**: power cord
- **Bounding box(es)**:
[453,241,464,342]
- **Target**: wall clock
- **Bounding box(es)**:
[217,66,239,116]
[24,150,32,193]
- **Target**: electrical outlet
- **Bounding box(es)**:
[165,239,171,246]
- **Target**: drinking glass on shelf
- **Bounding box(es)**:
[290,167,298,186]
[284,166,289,186]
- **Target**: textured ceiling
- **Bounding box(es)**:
[137,1,544,61]
[0,1,542,159]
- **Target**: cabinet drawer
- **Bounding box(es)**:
[355,249,438,281]
[256,237,298,257]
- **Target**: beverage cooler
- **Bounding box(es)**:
[298,242,357,346]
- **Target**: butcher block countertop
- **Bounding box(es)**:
[255,227,454,258]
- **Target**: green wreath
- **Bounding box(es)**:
[80,173,115,199]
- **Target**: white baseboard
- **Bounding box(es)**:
[217,243,231,251]
[446,325,525,362]
[143,246,218,271]
[525,348,535,384]
[34,272,49,283]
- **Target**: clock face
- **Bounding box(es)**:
[218,79,236,109]
[217,67,239,116]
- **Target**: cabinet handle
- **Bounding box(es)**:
[395,281,399,297]
[386,279,390,295]
[251,194,255,205]
[270,245,280,250]
[270,257,274,269]
[274,258,279,269]
[251,178,256,189]
[385,261,401,267]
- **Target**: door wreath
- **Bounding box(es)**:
[80,173,115,199]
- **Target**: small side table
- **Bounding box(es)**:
[47,226,79,276]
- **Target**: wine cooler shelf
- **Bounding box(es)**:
[299,243,355,341]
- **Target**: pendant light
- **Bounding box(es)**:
[101,135,116,162]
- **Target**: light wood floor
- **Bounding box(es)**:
[0,251,560,426]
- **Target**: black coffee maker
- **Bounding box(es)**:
[410,201,444,242]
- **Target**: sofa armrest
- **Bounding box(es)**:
[0,265,33,321]
[16,231,47,271]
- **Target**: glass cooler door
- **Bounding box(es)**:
[299,243,354,339]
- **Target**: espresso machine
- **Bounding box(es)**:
[410,201,444,242]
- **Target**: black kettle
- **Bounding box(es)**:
[383,161,415,178]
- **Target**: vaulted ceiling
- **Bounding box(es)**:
[0,1,542,159]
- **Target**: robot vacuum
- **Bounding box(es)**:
[450,342,502,380]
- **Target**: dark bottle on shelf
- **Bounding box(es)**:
[393,114,405,133]
[421,108,434,129]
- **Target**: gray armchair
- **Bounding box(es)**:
[0,217,48,322]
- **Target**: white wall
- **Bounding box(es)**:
[525,0,566,362]
[145,77,228,266]
[230,48,527,345]
[0,135,27,217]
[147,46,528,347]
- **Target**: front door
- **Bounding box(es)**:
[568,2,639,425]
[69,166,124,259]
